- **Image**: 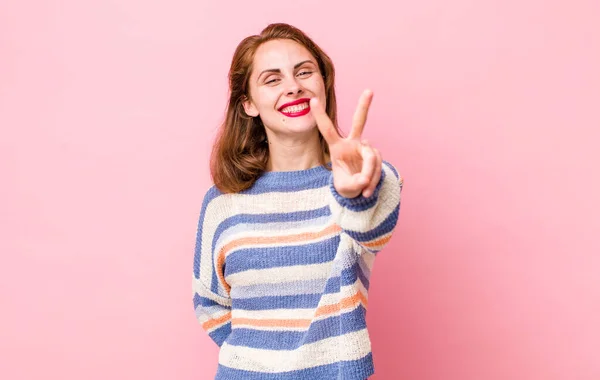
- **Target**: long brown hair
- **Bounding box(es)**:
[209,23,340,194]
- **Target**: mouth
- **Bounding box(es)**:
[278,98,311,117]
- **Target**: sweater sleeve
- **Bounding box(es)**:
[192,186,232,347]
[328,160,403,254]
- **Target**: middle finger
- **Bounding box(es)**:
[363,148,382,198]
[359,142,378,188]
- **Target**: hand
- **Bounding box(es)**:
[310,89,383,199]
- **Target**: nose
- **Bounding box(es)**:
[284,76,303,96]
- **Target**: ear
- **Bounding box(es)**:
[242,95,259,117]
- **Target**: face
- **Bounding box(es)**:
[243,39,326,137]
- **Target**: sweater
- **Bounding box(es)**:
[192,160,403,379]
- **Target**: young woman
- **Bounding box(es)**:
[192,22,403,379]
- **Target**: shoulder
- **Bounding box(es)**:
[197,183,239,226]
[201,184,224,206]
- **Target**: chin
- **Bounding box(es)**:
[285,114,317,128]
[264,114,318,136]
[286,121,318,134]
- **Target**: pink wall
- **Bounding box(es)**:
[2,0,599,379]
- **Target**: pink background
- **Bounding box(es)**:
[2,0,599,379]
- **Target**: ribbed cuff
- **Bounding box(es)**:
[328,168,385,211]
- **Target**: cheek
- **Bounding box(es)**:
[255,89,278,110]
[311,79,327,98]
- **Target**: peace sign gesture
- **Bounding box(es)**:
[310,89,383,199]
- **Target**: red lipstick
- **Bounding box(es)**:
[278,98,311,118]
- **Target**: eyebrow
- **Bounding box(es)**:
[257,60,316,81]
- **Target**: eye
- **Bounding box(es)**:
[298,70,313,77]
[265,77,280,85]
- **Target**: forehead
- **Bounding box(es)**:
[252,39,315,70]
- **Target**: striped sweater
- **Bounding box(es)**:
[192,160,403,379]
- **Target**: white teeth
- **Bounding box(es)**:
[281,102,308,113]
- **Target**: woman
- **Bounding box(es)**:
[192,23,403,379]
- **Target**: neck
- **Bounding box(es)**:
[265,130,330,172]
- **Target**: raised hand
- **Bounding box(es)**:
[310,89,383,199]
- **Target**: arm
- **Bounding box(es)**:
[328,160,403,254]
[192,186,232,347]
[310,90,403,255]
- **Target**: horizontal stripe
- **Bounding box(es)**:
[218,328,372,372]
[230,278,327,299]
[218,224,341,291]
[364,233,393,250]
[315,290,367,318]
[233,317,310,329]
[232,307,317,321]
[231,274,344,303]
[224,235,339,276]
[202,311,231,331]
[230,263,369,299]
[225,247,368,298]
[231,276,367,312]
[226,306,367,350]
[233,293,321,311]
[344,206,399,247]
[231,289,366,329]
[229,324,308,333]
[216,352,373,380]
[241,163,333,194]
[225,261,332,287]
[215,212,331,254]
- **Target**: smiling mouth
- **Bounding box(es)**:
[278,100,311,117]
[280,101,309,114]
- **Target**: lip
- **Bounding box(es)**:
[277,98,311,111]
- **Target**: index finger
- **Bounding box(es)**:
[310,97,339,145]
[349,89,374,139]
